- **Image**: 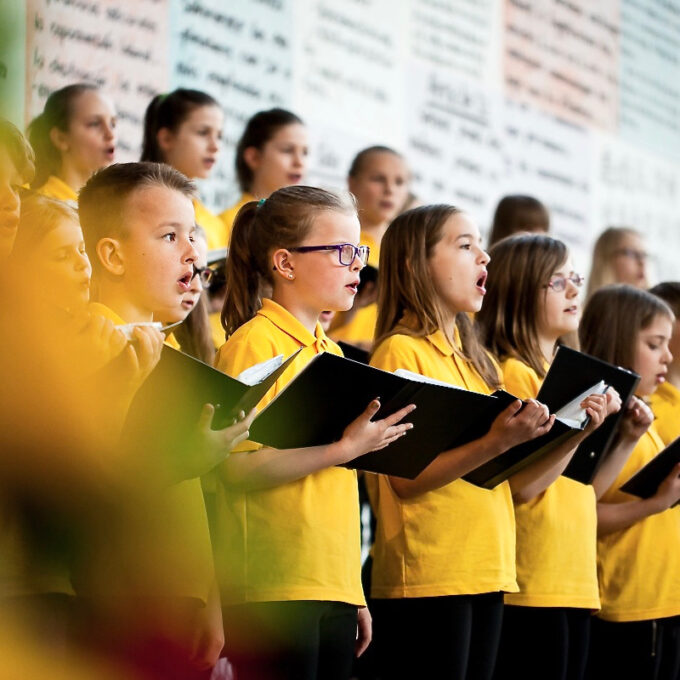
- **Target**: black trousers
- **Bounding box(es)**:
[222,600,358,680]
[586,615,680,680]
[494,605,591,680]
[371,592,504,679]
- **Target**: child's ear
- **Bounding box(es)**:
[272,248,295,281]
[96,237,126,276]
[243,146,261,172]
[156,127,175,155]
[49,126,69,153]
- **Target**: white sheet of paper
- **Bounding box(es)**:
[237,354,285,386]
[394,368,465,390]
[556,380,607,429]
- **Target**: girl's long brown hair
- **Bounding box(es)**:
[476,233,569,378]
[375,204,501,389]
[580,284,673,369]
[221,185,356,338]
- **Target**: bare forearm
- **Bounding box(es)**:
[509,436,580,504]
[389,433,503,499]
[219,442,349,491]
[597,498,661,537]
[592,437,637,499]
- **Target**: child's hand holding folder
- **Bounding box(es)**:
[333,399,416,464]
[487,398,554,450]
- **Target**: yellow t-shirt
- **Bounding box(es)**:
[209,311,224,350]
[213,298,365,606]
[194,198,227,251]
[329,228,381,345]
[219,192,254,244]
[83,302,214,603]
[36,175,78,205]
[649,381,680,446]
[330,303,377,347]
[501,357,600,609]
[369,329,517,598]
[598,424,680,622]
[361,230,380,269]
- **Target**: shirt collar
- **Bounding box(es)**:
[89,301,125,325]
[45,175,78,203]
[426,329,455,357]
[257,298,334,352]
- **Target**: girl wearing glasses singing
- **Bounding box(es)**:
[476,234,650,680]
[213,186,415,680]
[367,207,561,680]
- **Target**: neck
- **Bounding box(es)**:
[667,362,680,390]
[537,333,558,364]
[58,160,91,195]
[272,287,320,336]
[439,307,458,344]
[249,179,271,200]
[95,278,153,323]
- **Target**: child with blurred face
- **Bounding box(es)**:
[0,118,35,259]
[28,84,116,203]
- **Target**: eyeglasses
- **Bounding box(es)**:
[288,243,370,267]
[547,273,585,292]
[614,248,648,264]
[192,263,214,287]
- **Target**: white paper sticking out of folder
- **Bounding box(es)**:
[556,380,607,429]
[237,354,286,386]
[393,368,466,390]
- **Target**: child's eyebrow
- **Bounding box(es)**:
[155,221,185,229]
[455,233,475,241]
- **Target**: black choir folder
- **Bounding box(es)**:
[620,437,680,499]
[123,346,302,446]
[472,346,639,488]
[249,352,516,480]
[553,347,640,485]
[247,351,603,485]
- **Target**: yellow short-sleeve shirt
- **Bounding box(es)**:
[194,198,227,251]
[84,302,214,603]
[213,298,365,606]
[369,329,517,598]
[649,381,680,446]
[36,175,78,205]
[209,311,224,350]
[330,303,377,347]
[219,192,254,244]
[597,424,680,622]
[501,357,600,609]
[360,230,381,269]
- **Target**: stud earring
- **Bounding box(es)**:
[288,273,294,279]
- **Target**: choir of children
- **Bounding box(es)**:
[0,84,677,680]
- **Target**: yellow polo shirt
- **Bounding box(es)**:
[501,357,600,609]
[598,424,680,621]
[329,228,381,345]
[219,192,254,244]
[36,175,78,205]
[194,198,227,251]
[209,311,224,350]
[361,230,380,269]
[213,298,365,606]
[84,302,214,603]
[369,328,517,598]
[649,381,680,446]
[330,304,377,347]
